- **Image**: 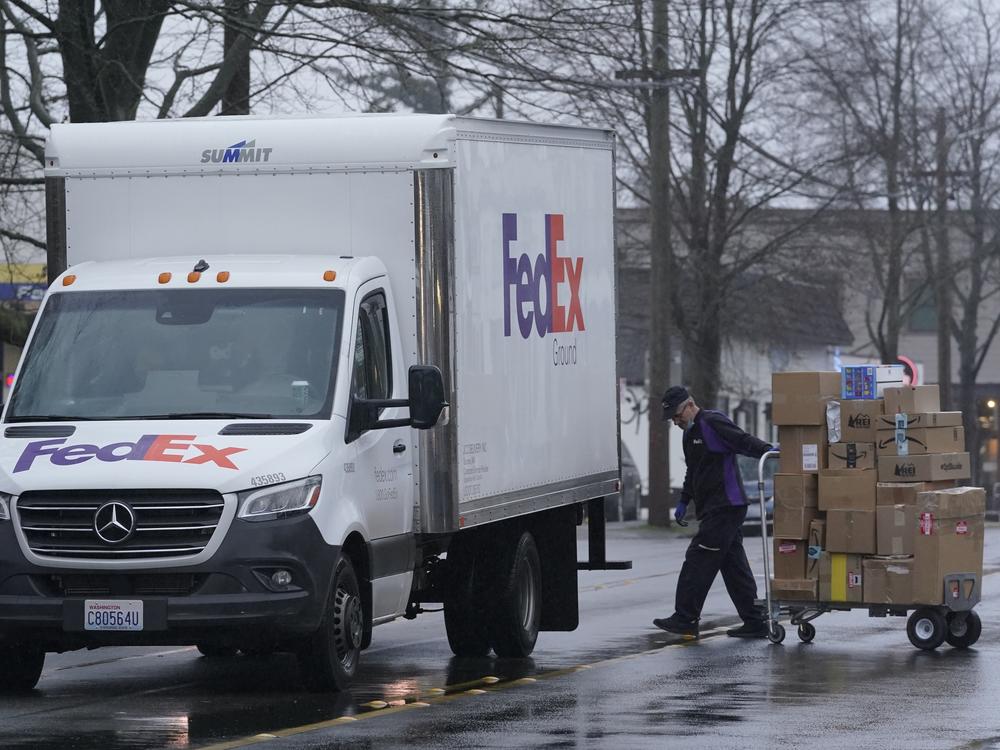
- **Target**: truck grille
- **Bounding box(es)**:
[40,573,207,597]
[16,490,226,560]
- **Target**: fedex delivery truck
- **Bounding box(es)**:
[0,114,624,692]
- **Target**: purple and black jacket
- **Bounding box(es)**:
[681,409,772,520]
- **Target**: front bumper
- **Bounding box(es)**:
[0,511,339,650]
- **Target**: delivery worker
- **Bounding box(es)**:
[654,386,773,638]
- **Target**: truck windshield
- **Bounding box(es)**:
[7,288,345,422]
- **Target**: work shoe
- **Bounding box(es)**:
[726,620,769,638]
[653,615,699,638]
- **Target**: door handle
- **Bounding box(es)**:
[393,440,407,454]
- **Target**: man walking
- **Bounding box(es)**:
[654,386,773,639]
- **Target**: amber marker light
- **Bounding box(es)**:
[158,272,172,284]
[323,270,337,282]
[187,272,201,283]
[217,271,230,283]
[62,275,77,286]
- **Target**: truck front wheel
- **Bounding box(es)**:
[298,555,364,692]
[489,531,541,658]
[0,645,44,692]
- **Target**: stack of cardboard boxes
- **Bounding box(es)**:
[769,370,985,607]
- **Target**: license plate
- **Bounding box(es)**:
[84,600,144,631]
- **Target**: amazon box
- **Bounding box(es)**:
[878,452,971,483]
[830,399,883,443]
[771,578,818,602]
[883,385,941,415]
[774,473,819,508]
[825,509,876,554]
[912,487,986,605]
[828,442,876,470]
[774,539,808,580]
[877,426,965,456]
[875,411,963,432]
[818,552,864,603]
[818,469,876,511]
[877,504,914,556]
[772,372,841,425]
[877,480,956,506]
[778,426,828,474]
[864,557,914,605]
[806,519,825,580]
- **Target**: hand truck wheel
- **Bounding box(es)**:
[906,607,947,651]
[797,622,816,643]
[767,622,785,644]
[945,610,982,649]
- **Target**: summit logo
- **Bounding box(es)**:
[200,139,273,165]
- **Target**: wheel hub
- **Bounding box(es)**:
[915,618,935,640]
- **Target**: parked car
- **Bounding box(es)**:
[738,453,774,535]
[607,442,642,522]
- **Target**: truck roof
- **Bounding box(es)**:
[52,254,380,292]
[44,113,613,177]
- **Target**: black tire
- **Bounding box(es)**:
[443,536,492,657]
[907,607,947,651]
[298,555,364,692]
[797,622,816,643]
[945,610,982,649]
[0,646,44,692]
[767,623,786,644]
[197,644,237,658]
[489,531,542,658]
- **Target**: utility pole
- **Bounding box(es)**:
[933,107,953,410]
[617,1,698,527]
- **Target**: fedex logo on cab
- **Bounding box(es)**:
[502,213,584,367]
[14,435,247,473]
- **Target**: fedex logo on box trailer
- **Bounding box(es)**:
[502,213,585,340]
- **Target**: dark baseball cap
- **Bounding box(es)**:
[661,386,690,420]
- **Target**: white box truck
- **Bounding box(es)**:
[0,114,625,692]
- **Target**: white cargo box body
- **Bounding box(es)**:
[44,114,619,531]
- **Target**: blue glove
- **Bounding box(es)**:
[674,501,689,526]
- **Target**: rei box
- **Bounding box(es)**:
[912,487,986,605]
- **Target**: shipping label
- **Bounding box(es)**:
[848,570,862,588]
[919,512,935,536]
[802,444,818,471]
[956,520,969,535]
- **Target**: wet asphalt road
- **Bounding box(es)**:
[1,523,998,750]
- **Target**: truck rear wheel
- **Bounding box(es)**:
[489,531,541,658]
[0,646,44,692]
[298,555,364,692]
[444,536,492,657]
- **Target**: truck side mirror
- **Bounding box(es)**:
[407,365,447,429]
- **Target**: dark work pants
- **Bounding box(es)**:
[674,505,762,624]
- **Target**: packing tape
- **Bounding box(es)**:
[831,554,847,601]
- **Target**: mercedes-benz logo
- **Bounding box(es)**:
[93,502,136,545]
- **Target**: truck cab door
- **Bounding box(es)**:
[344,282,413,619]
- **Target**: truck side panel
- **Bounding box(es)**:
[451,136,618,525]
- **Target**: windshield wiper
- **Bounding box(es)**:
[126,412,275,420]
[7,415,96,423]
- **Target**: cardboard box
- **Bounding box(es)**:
[806,519,825,580]
[774,503,818,540]
[774,539,808,579]
[771,578,818,602]
[772,372,841,425]
[877,504,914,556]
[841,365,902,399]
[818,469,877,511]
[877,426,965,456]
[778,425,828,474]
[825,509,876,554]
[818,552,864,603]
[877,452,971,483]
[863,557,914,604]
[774,474,819,507]
[875,411,963,431]
[876,480,956,506]
[827,442,875,470]
[883,385,941,415]
[912,487,986,605]
[829,399,883,443]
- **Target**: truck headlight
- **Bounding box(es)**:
[237,476,322,522]
[0,493,9,521]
